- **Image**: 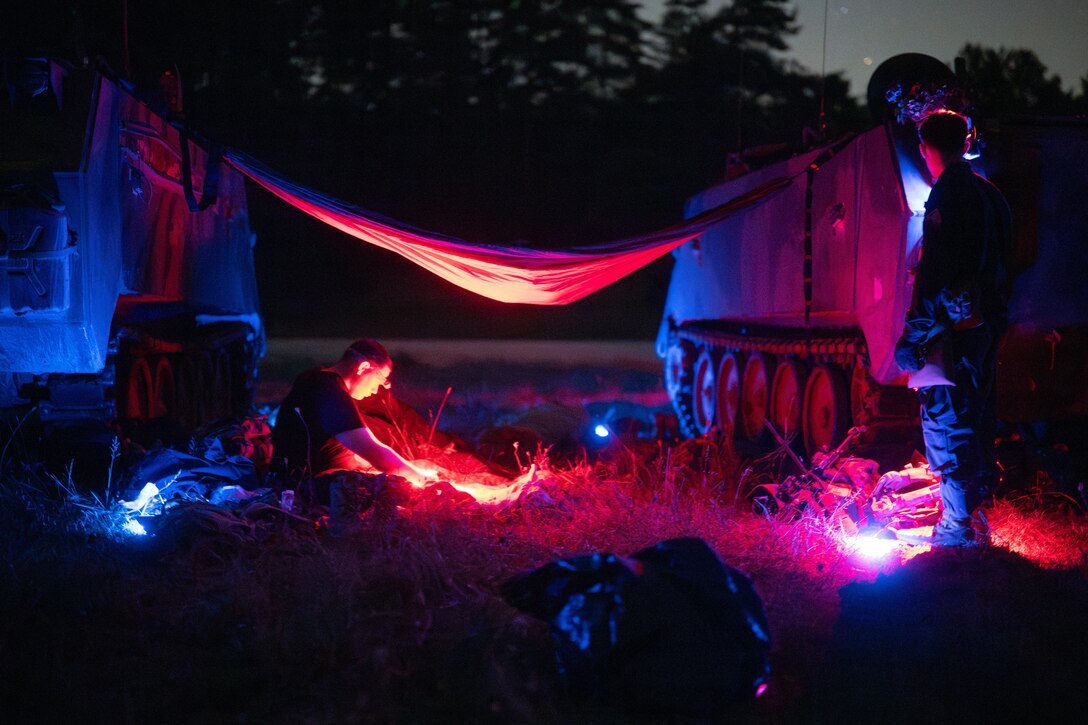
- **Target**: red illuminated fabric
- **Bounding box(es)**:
[225,150,791,305]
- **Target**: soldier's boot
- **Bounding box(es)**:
[895,516,975,547]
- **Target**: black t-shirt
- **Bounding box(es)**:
[272,368,364,477]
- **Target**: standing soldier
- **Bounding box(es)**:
[894,111,1013,546]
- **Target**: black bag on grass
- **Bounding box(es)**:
[502,537,771,718]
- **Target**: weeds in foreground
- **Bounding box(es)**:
[987,494,1088,570]
[1,430,1085,722]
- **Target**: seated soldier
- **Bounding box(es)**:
[272,339,435,494]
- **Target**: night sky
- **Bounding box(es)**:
[646,0,1088,95]
[6,1,1085,340]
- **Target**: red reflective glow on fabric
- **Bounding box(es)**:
[225,151,791,305]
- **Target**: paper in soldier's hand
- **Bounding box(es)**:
[907,341,955,388]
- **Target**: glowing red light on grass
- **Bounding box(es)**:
[440,465,540,506]
[355,454,542,507]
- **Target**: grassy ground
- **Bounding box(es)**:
[2,351,1087,723]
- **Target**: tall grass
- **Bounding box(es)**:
[1,421,1085,722]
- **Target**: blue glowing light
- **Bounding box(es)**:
[897,147,932,214]
[853,534,898,560]
[123,519,148,536]
[121,482,160,514]
[594,424,610,438]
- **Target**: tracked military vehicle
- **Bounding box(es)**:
[658,54,1088,455]
[0,59,263,433]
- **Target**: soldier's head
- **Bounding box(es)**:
[917,111,971,178]
[337,338,393,400]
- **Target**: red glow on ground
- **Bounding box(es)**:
[986,499,1088,569]
[354,454,542,506]
[348,443,548,507]
[441,466,540,505]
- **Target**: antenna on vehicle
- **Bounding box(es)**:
[818,0,830,136]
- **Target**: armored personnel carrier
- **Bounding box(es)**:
[0,59,263,433]
[658,55,1088,455]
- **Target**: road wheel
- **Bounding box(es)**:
[770,359,806,442]
[664,339,700,437]
[124,357,154,420]
[151,356,174,420]
[739,352,771,441]
[803,363,851,456]
[692,347,717,435]
[716,352,742,435]
[850,362,876,430]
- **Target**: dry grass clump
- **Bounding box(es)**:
[2,423,1086,722]
[0,435,835,723]
[986,493,1088,570]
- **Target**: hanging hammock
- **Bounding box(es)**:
[225,150,792,305]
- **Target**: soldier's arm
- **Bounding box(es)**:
[336,426,432,486]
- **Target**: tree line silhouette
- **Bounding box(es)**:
[6,1,1085,337]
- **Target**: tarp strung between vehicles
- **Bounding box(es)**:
[224,150,792,306]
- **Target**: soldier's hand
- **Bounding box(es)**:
[894,339,927,373]
[406,464,440,487]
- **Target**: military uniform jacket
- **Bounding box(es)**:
[900,161,1013,352]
